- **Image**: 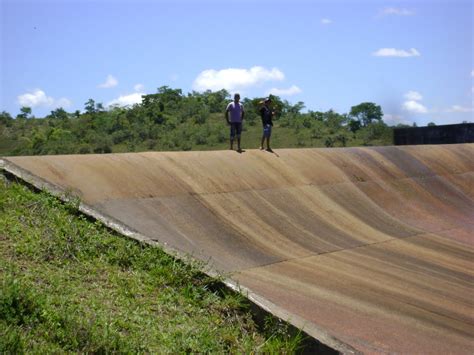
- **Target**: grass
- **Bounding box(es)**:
[0,178,304,353]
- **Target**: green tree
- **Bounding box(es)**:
[31,130,47,154]
[48,107,69,121]
[84,99,96,114]
[288,101,306,114]
[46,127,76,154]
[349,102,383,127]
[323,110,347,133]
[198,89,230,113]
[156,86,183,111]
[348,119,362,133]
[17,106,32,119]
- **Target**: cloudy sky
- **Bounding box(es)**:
[1,0,473,126]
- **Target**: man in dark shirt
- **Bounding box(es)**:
[259,97,274,151]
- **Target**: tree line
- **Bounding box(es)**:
[0,86,398,156]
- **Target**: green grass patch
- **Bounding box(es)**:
[0,179,304,353]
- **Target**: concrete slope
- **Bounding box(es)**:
[2,144,473,354]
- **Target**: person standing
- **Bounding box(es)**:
[225,93,245,152]
[260,97,274,151]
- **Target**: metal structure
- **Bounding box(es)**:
[394,123,474,145]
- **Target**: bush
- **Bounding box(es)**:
[77,144,91,154]
[216,129,227,143]
[325,137,334,147]
[194,133,208,145]
[181,142,192,151]
[146,139,157,150]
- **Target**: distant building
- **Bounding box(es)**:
[393,123,474,145]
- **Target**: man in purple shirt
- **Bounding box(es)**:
[225,93,245,152]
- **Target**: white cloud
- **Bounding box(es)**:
[98,74,118,88]
[266,85,302,96]
[379,7,415,16]
[471,70,474,77]
[372,48,420,57]
[321,18,332,25]
[383,114,412,126]
[134,83,145,92]
[402,100,428,114]
[404,90,423,101]
[107,92,144,107]
[446,105,473,113]
[192,66,284,92]
[17,89,71,109]
[18,89,53,107]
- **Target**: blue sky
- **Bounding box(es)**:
[1,0,473,126]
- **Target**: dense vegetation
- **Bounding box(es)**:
[0,180,304,353]
[0,86,395,156]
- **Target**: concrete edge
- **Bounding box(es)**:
[221,278,360,354]
[1,157,360,355]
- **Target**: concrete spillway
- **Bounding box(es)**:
[2,144,473,354]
